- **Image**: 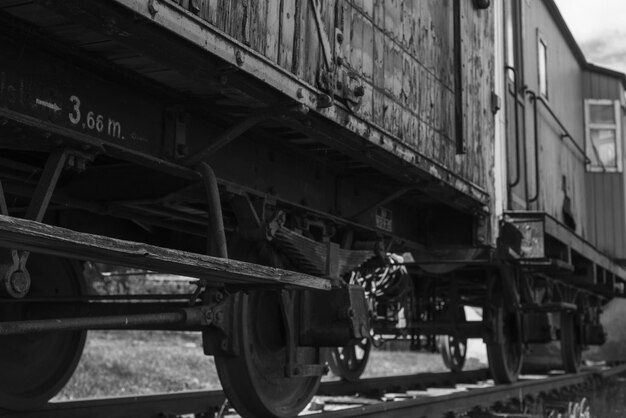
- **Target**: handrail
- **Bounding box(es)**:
[505,66,522,190]
[526,91,540,204]
[528,90,592,165]
[526,90,597,205]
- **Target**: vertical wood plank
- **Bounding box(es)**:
[361,11,374,82]
[205,0,219,24]
[372,26,384,127]
[265,0,281,62]
[218,0,232,33]
[341,1,352,69]
[229,0,249,43]
[322,0,336,67]
[302,0,320,84]
[361,0,373,19]
[291,0,304,74]
[249,0,267,53]
[279,0,295,70]
[349,7,363,74]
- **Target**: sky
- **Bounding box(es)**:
[554,0,626,73]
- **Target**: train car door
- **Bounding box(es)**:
[504,0,527,209]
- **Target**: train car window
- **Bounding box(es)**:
[585,99,622,172]
[538,37,548,99]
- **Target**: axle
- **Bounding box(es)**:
[0,304,208,335]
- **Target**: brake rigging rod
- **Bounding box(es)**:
[0,307,207,336]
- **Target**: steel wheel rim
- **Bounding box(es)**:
[328,337,372,382]
[560,311,582,373]
[486,273,523,384]
[215,291,321,418]
[438,305,468,372]
[0,254,86,410]
[439,334,467,372]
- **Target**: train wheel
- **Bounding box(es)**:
[486,279,523,383]
[327,337,371,382]
[560,311,582,373]
[214,290,321,418]
[438,334,467,373]
[0,254,86,410]
[438,305,467,373]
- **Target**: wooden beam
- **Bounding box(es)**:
[0,215,330,290]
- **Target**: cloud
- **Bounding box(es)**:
[554,0,626,73]
[581,33,626,73]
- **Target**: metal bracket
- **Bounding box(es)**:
[201,288,237,356]
[164,107,189,160]
[198,163,228,259]
[0,149,92,298]
[180,106,308,166]
[309,0,333,71]
[181,115,265,167]
[0,248,29,299]
[280,290,327,378]
[331,68,364,111]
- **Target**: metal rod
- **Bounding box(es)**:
[0,180,7,216]
[528,90,591,164]
[198,162,228,259]
[505,66,522,191]
[24,149,68,222]
[527,91,540,204]
[182,115,264,166]
[0,294,195,303]
[20,149,69,268]
[453,0,465,154]
[0,310,194,336]
[349,185,420,220]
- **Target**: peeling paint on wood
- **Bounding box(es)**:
[182,0,494,193]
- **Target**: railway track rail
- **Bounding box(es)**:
[1,364,624,418]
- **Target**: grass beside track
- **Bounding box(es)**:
[54,330,484,400]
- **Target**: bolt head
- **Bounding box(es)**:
[472,0,490,9]
[215,311,224,323]
[11,271,29,293]
[235,50,245,66]
[204,311,214,322]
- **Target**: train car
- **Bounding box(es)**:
[491,0,626,373]
[0,0,624,417]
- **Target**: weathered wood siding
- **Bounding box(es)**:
[171,0,495,191]
[522,0,587,237]
[583,71,626,261]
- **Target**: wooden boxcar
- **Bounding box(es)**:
[0,0,625,417]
